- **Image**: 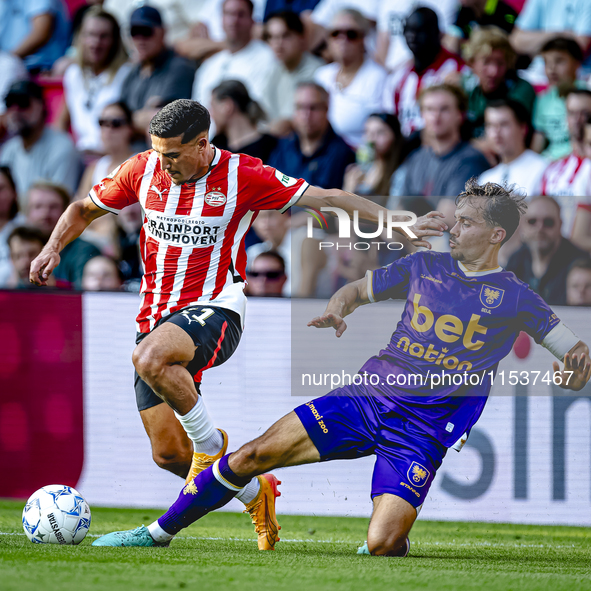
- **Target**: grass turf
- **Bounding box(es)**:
[1,499,590,591]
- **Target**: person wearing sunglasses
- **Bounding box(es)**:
[0,80,81,206]
[314,9,387,149]
[120,6,196,136]
[75,101,138,256]
[506,196,589,305]
[245,251,287,297]
[58,8,131,156]
[246,209,292,295]
[77,101,136,201]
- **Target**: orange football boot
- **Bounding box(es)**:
[243,474,282,550]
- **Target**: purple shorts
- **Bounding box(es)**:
[294,385,447,507]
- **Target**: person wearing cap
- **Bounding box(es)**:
[0,80,81,208]
[120,5,196,135]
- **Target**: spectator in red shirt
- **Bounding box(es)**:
[383,7,467,138]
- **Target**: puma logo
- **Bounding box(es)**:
[151,185,168,200]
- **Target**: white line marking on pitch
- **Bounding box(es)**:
[0,532,577,548]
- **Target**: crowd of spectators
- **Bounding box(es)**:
[1,0,591,307]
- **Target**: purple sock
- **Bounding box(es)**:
[158,455,249,535]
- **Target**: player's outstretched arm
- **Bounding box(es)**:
[298,186,447,249]
[552,341,591,391]
[29,197,108,286]
[307,276,370,338]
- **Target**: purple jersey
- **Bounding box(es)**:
[360,251,560,446]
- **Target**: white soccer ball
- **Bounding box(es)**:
[22,485,91,545]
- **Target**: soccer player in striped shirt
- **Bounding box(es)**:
[30,99,444,550]
[92,179,590,554]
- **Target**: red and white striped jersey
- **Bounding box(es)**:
[540,153,591,237]
[382,48,468,137]
[90,148,308,333]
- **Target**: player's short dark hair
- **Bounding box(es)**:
[541,36,584,62]
[8,225,48,248]
[264,10,304,34]
[419,83,468,114]
[149,99,211,144]
[456,178,527,245]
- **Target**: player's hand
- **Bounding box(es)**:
[408,211,448,250]
[307,313,348,338]
[552,352,591,391]
[29,249,60,286]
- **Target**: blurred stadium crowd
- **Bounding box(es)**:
[1,0,591,307]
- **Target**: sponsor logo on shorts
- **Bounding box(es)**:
[407,461,430,487]
[183,481,198,495]
[305,401,328,433]
[205,189,226,206]
[400,482,420,498]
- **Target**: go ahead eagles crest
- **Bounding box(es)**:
[407,461,430,487]
[479,285,505,309]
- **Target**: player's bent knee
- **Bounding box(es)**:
[367,529,408,556]
[133,343,165,384]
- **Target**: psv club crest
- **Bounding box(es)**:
[407,461,430,487]
[479,285,505,309]
[205,188,226,206]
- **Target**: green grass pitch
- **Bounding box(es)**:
[1,499,590,591]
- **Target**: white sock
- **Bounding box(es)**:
[174,397,223,455]
[234,477,261,505]
[148,521,175,543]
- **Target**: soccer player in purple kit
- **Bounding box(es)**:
[94,180,590,555]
